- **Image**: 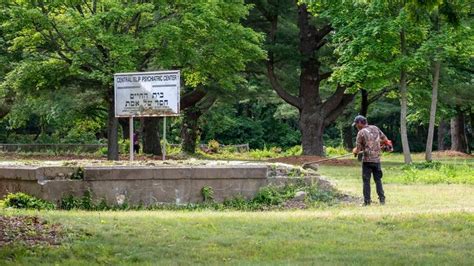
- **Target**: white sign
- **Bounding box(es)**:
[114,70,180,117]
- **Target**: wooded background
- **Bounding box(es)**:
[0,0,472,161]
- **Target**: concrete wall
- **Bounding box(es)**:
[0,165,316,206]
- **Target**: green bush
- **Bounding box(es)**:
[201,186,215,203]
[96,146,108,156]
[119,139,131,154]
[307,186,338,203]
[60,195,81,210]
[4,192,55,210]
[283,145,302,156]
[326,146,349,157]
[60,190,97,210]
[249,146,278,160]
[253,185,297,205]
[70,167,84,180]
[207,140,220,153]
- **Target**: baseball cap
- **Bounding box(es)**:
[352,115,367,127]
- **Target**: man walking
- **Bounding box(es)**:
[352,115,392,206]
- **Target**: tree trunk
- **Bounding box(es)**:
[469,111,474,153]
[118,118,130,140]
[261,3,354,156]
[300,107,325,155]
[360,89,369,117]
[343,125,354,151]
[425,60,441,162]
[450,109,468,153]
[142,117,162,155]
[181,107,201,154]
[437,119,448,151]
[399,30,412,164]
[106,96,119,160]
[180,95,217,154]
[341,108,355,151]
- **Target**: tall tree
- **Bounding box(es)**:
[250,1,355,156]
[1,1,263,159]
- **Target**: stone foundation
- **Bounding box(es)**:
[0,164,321,206]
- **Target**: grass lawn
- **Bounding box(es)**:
[1,154,473,265]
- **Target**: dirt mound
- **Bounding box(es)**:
[268,155,356,166]
[432,151,473,158]
[0,216,63,247]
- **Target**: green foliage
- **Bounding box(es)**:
[207,140,220,153]
[283,145,302,156]
[399,162,473,184]
[119,139,131,154]
[249,146,279,160]
[201,100,300,149]
[60,191,105,211]
[326,146,349,157]
[253,185,296,205]
[4,192,55,210]
[70,167,84,180]
[201,186,215,203]
[0,0,264,150]
[59,195,81,211]
[307,186,338,204]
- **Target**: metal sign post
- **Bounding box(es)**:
[129,116,134,161]
[162,116,166,161]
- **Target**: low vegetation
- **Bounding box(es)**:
[4,193,55,210]
[0,155,473,264]
[3,182,343,212]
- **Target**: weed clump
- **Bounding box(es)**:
[398,161,473,184]
[4,192,55,210]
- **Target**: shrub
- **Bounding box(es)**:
[249,146,278,159]
[60,195,81,210]
[253,185,297,205]
[283,145,302,156]
[223,195,249,209]
[201,186,215,203]
[207,140,220,153]
[70,167,84,180]
[326,146,349,156]
[307,186,338,203]
[59,190,96,210]
[4,193,55,210]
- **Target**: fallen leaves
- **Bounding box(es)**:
[0,215,63,247]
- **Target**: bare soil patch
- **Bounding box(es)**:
[0,216,63,247]
[268,155,356,166]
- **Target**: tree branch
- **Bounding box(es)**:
[180,87,207,110]
[266,62,302,108]
[322,84,348,114]
[324,93,356,126]
[319,71,332,81]
[316,24,333,41]
[367,86,395,105]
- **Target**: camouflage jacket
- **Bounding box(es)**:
[356,125,388,163]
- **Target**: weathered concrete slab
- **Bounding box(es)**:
[84,166,267,181]
[0,164,319,205]
[0,167,39,180]
[39,167,77,180]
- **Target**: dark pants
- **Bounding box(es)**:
[362,162,385,204]
[133,144,140,154]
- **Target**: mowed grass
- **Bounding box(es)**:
[1,154,473,265]
[1,211,473,265]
